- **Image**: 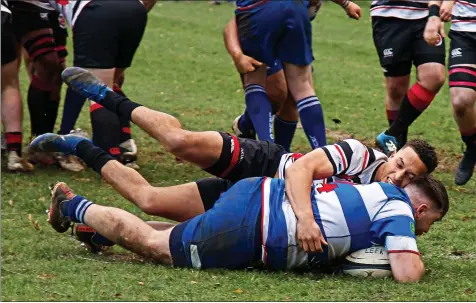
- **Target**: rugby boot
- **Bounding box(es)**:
[376,131,398,156]
[455,147,476,186]
[61,67,111,102]
[48,182,75,233]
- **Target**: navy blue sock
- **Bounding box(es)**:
[274,116,297,152]
[59,87,86,135]
[244,84,273,141]
[238,110,254,134]
[297,96,327,149]
[60,195,94,224]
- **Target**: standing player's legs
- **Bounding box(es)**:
[278,2,326,149]
[447,31,476,185]
[10,4,64,137]
[1,17,34,172]
[376,18,446,154]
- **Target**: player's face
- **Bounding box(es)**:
[414,205,442,236]
[382,147,428,188]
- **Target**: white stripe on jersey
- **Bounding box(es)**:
[190,244,202,269]
[17,0,54,11]
[1,0,10,14]
[370,0,429,19]
[386,236,419,254]
[282,199,308,269]
[373,199,414,221]
[50,0,91,27]
[451,0,476,32]
[261,178,271,264]
[354,183,389,220]
[314,190,351,260]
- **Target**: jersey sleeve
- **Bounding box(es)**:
[321,139,378,176]
[370,199,419,255]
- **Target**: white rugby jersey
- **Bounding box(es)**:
[48,0,91,26]
[261,178,418,270]
[278,139,388,185]
[370,0,430,19]
[451,0,476,32]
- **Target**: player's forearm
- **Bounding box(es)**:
[331,0,350,8]
[223,17,243,60]
[285,165,315,222]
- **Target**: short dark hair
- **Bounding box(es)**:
[403,139,438,173]
[412,175,450,219]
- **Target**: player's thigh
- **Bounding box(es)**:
[412,19,446,71]
[235,2,285,67]
[204,132,287,182]
[277,1,313,67]
[168,177,263,269]
[372,16,413,77]
[448,31,476,93]
[49,11,68,64]
[282,63,314,101]
[1,19,18,69]
[266,65,288,110]
[72,1,119,70]
[115,1,148,69]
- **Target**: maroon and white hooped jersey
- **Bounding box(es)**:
[48,0,91,26]
[370,0,430,20]
[277,139,388,185]
[451,0,476,32]
[1,0,10,14]
[14,0,55,11]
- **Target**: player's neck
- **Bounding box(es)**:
[374,163,387,182]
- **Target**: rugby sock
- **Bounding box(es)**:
[274,116,297,152]
[99,91,142,121]
[89,103,123,159]
[59,87,86,134]
[297,95,327,149]
[44,95,60,134]
[386,109,408,146]
[76,140,115,173]
[238,110,254,134]
[112,84,133,143]
[461,128,476,150]
[27,75,52,136]
[5,132,22,155]
[60,195,94,224]
[386,83,436,138]
[244,84,273,141]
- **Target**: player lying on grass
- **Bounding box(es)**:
[45,167,448,283]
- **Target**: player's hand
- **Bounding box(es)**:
[424,16,445,46]
[296,217,328,253]
[233,53,263,74]
[440,1,454,22]
[345,1,361,20]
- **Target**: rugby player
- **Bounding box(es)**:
[31,68,439,237]
[48,0,148,170]
[224,0,361,152]
[45,170,448,283]
[1,1,34,172]
[423,0,476,185]
[372,0,446,154]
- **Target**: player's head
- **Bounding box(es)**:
[382,139,438,188]
[405,175,449,236]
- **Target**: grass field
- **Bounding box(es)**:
[2,1,476,301]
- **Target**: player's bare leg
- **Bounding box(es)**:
[61,67,223,169]
[384,75,410,143]
[283,62,327,149]
[48,182,174,264]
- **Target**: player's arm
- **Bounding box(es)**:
[389,252,425,283]
[439,0,455,22]
[223,17,262,74]
[141,0,158,12]
[424,1,446,45]
[331,0,361,20]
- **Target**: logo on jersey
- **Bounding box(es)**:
[451,48,462,58]
[40,12,48,19]
[410,222,415,235]
[383,48,393,58]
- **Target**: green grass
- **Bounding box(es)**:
[2,1,476,301]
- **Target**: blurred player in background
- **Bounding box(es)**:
[424,0,476,185]
[1,0,34,172]
[372,0,446,155]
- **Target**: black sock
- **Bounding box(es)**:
[76,140,115,173]
[44,98,59,134]
[112,84,133,143]
[462,128,476,151]
[27,78,51,136]
[90,103,123,158]
[101,91,142,121]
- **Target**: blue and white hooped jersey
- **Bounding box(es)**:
[370,0,430,20]
[261,178,418,270]
[451,0,476,32]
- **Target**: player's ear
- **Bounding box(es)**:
[415,203,429,218]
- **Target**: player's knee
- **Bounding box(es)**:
[451,89,474,118]
[386,83,407,103]
[35,53,62,79]
[132,188,161,215]
[418,68,446,93]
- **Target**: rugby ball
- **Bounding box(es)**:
[341,246,392,278]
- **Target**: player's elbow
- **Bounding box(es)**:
[392,261,425,283]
